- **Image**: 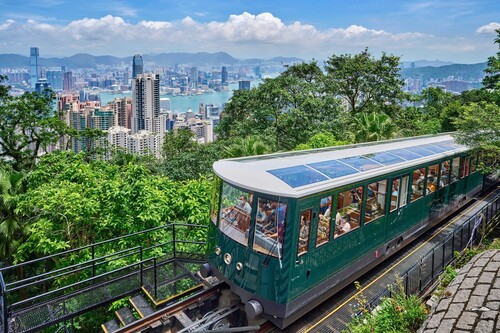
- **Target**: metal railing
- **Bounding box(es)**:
[0,222,207,333]
[358,193,500,317]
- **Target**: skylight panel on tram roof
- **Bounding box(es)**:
[267,165,328,188]
[364,152,405,165]
[308,160,358,179]
[422,144,447,153]
[433,141,462,151]
[337,156,383,171]
[404,146,435,157]
[387,149,422,161]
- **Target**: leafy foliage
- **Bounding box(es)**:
[483,29,500,91]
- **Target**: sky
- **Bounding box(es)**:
[0,0,499,63]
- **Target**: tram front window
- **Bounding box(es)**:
[219,182,253,246]
[253,198,287,258]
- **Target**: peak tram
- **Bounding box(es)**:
[200,134,483,328]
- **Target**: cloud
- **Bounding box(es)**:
[476,22,500,34]
[0,13,494,62]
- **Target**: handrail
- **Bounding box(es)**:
[0,222,207,273]
[1,272,7,333]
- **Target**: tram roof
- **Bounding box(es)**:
[213,134,470,198]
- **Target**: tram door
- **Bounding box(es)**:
[386,174,410,243]
[291,198,317,294]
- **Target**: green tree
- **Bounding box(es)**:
[162,127,198,158]
[224,136,270,158]
[483,29,500,91]
[0,169,27,263]
[324,48,404,114]
[217,61,342,150]
[0,77,67,171]
[347,112,402,143]
[294,132,350,150]
[453,102,499,172]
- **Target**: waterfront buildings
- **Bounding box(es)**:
[238,80,250,90]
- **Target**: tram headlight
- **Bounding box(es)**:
[223,253,232,265]
[215,247,221,255]
[236,262,243,271]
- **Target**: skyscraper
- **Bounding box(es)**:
[131,73,160,133]
[132,54,143,79]
[30,47,40,89]
[221,66,228,85]
[238,80,251,91]
[190,67,198,88]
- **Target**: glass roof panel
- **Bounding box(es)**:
[338,156,383,171]
[387,149,422,161]
[364,152,405,165]
[267,165,328,188]
[421,144,447,153]
[308,160,358,179]
[404,146,435,157]
[433,141,462,151]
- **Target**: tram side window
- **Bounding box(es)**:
[365,180,387,223]
[451,157,460,183]
[461,156,470,178]
[298,209,312,256]
[426,164,439,195]
[399,175,410,207]
[219,183,253,246]
[440,160,451,187]
[470,153,477,173]
[317,196,332,247]
[334,186,362,238]
[411,168,425,202]
[254,198,287,258]
[390,178,399,212]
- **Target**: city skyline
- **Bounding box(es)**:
[0,1,499,63]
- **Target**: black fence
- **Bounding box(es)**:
[0,222,207,333]
[359,193,500,317]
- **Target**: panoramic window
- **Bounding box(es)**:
[390,178,400,212]
[461,156,470,178]
[451,157,460,183]
[317,196,332,247]
[253,198,287,258]
[440,160,451,187]
[365,180,387,223]
[411,168,426,202]
[297,209,312,256]
[335,186,363,238]
[426,164,439,195]
[399,175,410,207]
[219,183,253,246]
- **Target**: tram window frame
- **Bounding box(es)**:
[390,178,400,212]
[411,167,426,202]
[461,155,470,178]
[219,183,254,247]
[470,153,477,174]
[450,157,460,183]
[297,209,312,257]
[399,175,410,208]
[317,195,332,247]
[440,160,451,188]
[253,197,287,258]
[334,186,363,238]
[425,164,439,195]
[210,176,222,226]
[364,179,387,224]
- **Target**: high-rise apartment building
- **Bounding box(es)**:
[131,73,160,133]
[63,71,74,91]
[221,66,228,85]
[113,97,132,129]
[30,47,41,89]
[190,67,198,88]
[132,54,143,79]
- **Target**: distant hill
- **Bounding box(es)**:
[401,60,455,68]
[0,52,303,68]
[400,62,488,81]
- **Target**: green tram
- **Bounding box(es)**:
[200,134,483,328]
